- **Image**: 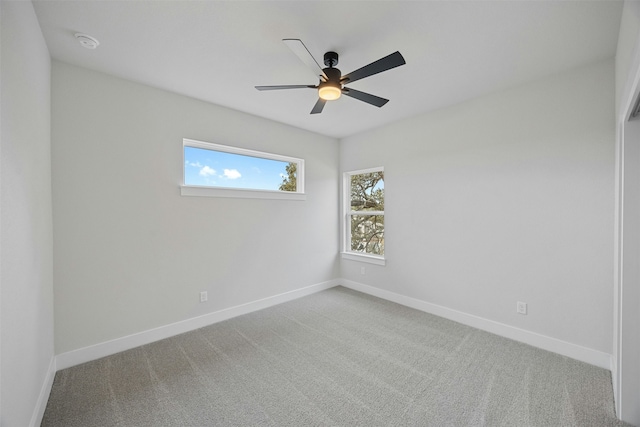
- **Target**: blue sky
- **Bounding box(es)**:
[184,146,292,191]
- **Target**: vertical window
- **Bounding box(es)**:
[343,168,385,263]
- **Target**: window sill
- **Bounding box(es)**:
[181,186,306,200]
[341,252,386,266]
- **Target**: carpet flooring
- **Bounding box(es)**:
[42,286,629,426]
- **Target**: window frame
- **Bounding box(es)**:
[181,138,305,200]
[341,167,386,266]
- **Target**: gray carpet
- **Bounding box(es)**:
[42,286,629,426]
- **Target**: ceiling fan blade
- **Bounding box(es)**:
[342,87,389,107]
[341,51,406,84]
[255,85,315,91]
[310,98,326,114]
[283,39,328,81]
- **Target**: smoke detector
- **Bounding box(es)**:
[74,33,100,49]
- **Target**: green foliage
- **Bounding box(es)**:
[350,171,384,255]
[279,162,297,192]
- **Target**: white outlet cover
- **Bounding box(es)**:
[517,302,527,315]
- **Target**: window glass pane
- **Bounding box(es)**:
[350,214,384,255]
[184,146,297,192]
[350,171,384,211]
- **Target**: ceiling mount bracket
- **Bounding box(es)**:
[324,51,339,68]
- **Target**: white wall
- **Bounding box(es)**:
[341,60,615,358]
[1,2,55,426]
[51,62,339,355]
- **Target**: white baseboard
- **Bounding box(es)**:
[339,279,612,370]
[30,355,56,427]
[55,278,612,372]
[56,279,339,370]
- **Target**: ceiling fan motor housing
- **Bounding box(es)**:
[318,67,343,101]
[322,67,341,84]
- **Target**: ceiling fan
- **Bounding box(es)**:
[255,39,406,114]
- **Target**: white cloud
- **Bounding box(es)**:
[189,161,203,168]
[223,169,241,180]
[199,166,216,177]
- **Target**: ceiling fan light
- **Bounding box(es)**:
[318,85,341,101]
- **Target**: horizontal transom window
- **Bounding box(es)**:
[181,139,305,200]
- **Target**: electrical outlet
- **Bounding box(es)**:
[200,291,208,303]
[360,267,365,275]
[517,301,527,315]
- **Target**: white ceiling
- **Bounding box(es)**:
[33,0,623,139]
